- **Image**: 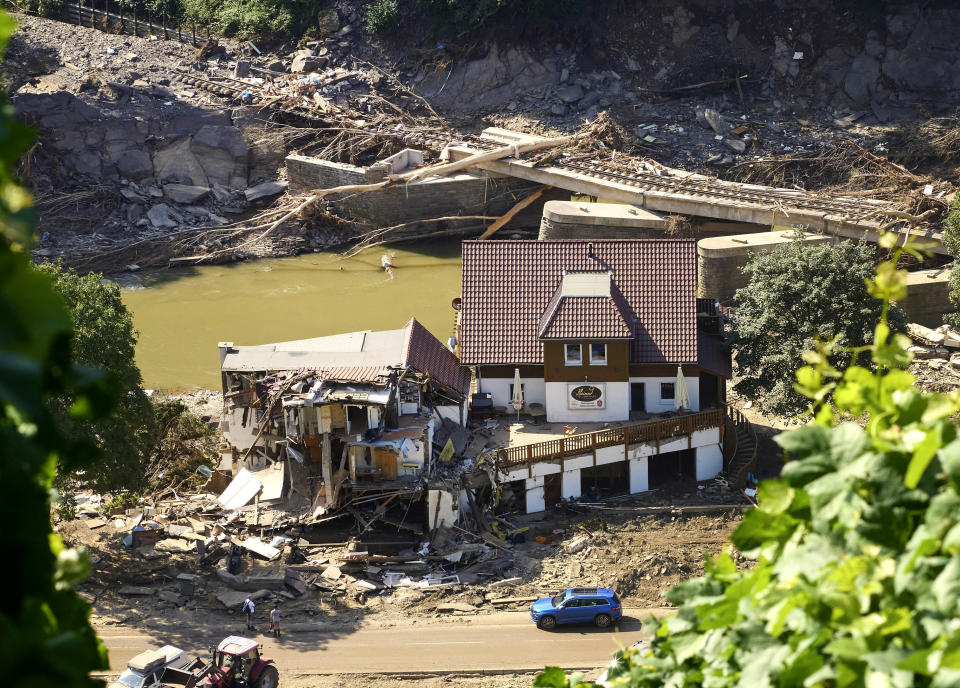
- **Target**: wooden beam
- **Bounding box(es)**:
[477,186,549,240]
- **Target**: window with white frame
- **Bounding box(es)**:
[589,343,607,365]
[660,382,675,400]
[565,343,582,365]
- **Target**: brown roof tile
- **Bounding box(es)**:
[538,295,633,339]
[402,317,472,396]
[460,240,699,365]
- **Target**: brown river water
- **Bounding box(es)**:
[121,242,463,391]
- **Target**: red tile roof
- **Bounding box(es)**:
[401,317,472,396]
[460,240,699,365]
[538,295,633,339]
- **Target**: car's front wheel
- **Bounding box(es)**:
[537,615,557,630]
[594,613,612,628]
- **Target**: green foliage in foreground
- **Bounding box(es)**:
[537,233,960,686]
[732,238,905,416]
[0,9,112,686]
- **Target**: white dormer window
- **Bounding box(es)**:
[590,343,607,365]
[565,343,582,365]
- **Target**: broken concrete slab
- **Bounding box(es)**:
[155,538,195,553]
[241,537,281,561]
[218,467,262,510]
[215,588,272,609]
[321,565,342,581]
[244,181,287,202]
[163,183,210,204]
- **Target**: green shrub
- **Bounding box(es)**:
[732,238,905,416]
[365,0,399,34]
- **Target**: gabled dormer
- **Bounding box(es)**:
[537,270,633,382]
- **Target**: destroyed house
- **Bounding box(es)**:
[457,239,731,423]
[217,318,470,515]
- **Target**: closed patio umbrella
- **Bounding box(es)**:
[675,365,691,410]
[512,368,524,419]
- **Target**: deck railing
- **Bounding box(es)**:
[493,408,724,470]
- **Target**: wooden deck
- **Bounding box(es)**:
[493,409,724,469]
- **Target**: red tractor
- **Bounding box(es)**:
[205,636,279,688]
[163,636,278,688]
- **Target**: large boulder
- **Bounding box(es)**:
[419,43,557,111]
[190,125,248,190]
[291,54,328,73]
[163,183,210,204]
[115,149,154,180]
[153,137,209,187]
[843,53,880,106]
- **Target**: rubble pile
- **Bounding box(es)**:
[63,479,743,628]
[906,323,960,393]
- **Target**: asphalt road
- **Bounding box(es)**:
[98,609,667,675]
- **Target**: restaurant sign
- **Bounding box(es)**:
[568,383,605,409]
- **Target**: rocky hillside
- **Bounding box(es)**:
[4,1,960,268]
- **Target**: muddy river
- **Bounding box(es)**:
[121,242,463,391]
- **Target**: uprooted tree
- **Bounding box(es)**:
[0,9,112,685]
[536,233,960,687]
[36,262,155,501]
[731,237,905,416]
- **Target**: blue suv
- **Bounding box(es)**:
[530,587,623,630]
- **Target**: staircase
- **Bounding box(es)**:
[722,405,758,488]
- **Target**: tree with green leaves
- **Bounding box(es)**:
[732,237,905,416]
[1,9,113,686]
[535,233,960,687]
[36,263,154,497]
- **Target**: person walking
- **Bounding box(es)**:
[269,605,281,639]
[241,596,255,631]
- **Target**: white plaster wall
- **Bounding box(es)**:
[436,404,464,426]
[629,376,700,413]
[691,427,721,448]
[545,381,629,422]
[532,461,561,477]
[562,471,581,499]
[479,377,546,410]
[596,445,623,466]
[629,457,649,493]
[564,453,594,471]
[525,476,545,513]
[696,445,724,481]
